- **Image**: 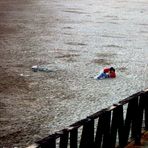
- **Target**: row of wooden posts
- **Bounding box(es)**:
[29,89,148,148]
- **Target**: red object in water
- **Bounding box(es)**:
[109,72,116,78]
[103,67,116,78]
[103,68,110,73]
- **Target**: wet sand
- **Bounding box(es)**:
[0,0,148,147]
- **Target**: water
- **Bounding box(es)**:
[0,0,148,147]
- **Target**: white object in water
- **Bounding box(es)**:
[32,65,38,72]
[32,65,53,72]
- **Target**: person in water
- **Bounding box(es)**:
[94,67,116,79]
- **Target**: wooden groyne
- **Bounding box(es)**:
[28,89,148,148]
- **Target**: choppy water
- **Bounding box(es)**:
[0,0,148,147]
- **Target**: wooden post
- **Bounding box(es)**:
[123,99,135,146]
[110,105,124,148]
[94,111,111,148]
[36,135,56,148]
[70,128,78,148]
[79,118,94,148]
[132,94,144,145]
[144,90,148,130]
[60,130,69,148]
[131,97,139,144]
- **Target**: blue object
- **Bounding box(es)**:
[96,72,109,79]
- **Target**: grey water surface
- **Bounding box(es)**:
[0,0,148,147]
